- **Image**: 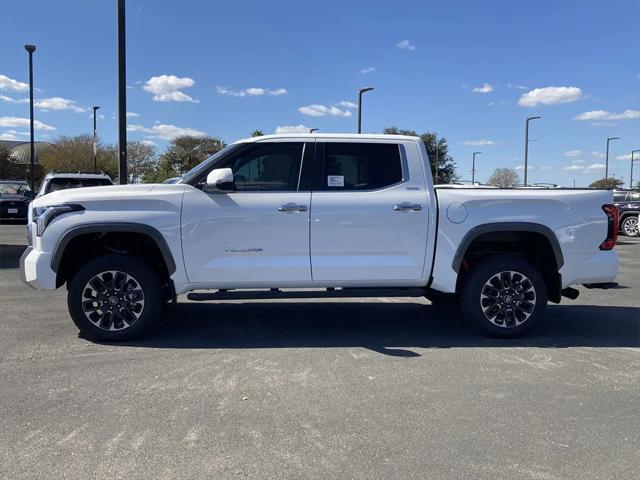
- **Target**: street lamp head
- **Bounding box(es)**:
[359,87,374,94]
[93,105,101,112]
[473,151,481,156]
[310,128,319,133]
[24,44,36,53]
[527,116,541,121]
[607,137,620,141]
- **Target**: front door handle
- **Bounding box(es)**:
[394,202,422,211]
[278,203,308,212]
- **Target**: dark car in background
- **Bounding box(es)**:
[36,171,114,198]
[0,180,34,221]
[613,190,640,237]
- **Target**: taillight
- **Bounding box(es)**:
[599,204,619,250]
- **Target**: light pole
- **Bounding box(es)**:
[24,44,36,192]
[92,106,100,170]
[357,87,373,134]
[310,128,318,133]
[434,142,439,185]
[631,150,640,190]
[117,0,128,184]
[472,151,481,184]
[524,115,541,186]
[605,137,619,189]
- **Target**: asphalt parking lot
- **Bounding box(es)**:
[1,222,638,480]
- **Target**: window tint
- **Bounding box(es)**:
[613,192,628,202]
[222,142,304,192]
[320,143,402,191]
[630,192,640,201]
[46,178,112,193]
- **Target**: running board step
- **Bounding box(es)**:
[187,288,425,301]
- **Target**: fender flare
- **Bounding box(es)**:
[51,222,177,275]
[452,222,564,272]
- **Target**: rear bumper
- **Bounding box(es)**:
[20,247,57,290]
[560,250,619,288]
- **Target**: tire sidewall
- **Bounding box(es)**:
[460,255,548,338]
[68,254,162,341]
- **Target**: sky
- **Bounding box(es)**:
[1,0,639,186]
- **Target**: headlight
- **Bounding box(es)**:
[32,204,85,236]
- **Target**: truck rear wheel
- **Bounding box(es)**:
[67,254,163,341]
[460,255,547,338]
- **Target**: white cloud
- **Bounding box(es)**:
[563,150,582,157]
[518,86,583,107]
[35,97,86,112]
[275,125,310,134]
[298,104,352,117]
[574,109,640,121]
[0,132,18,140]
[0,74,28,92]
[584,163,605,172]
[127,123,206,140]
[360,67,375,74]
[0,95,85,113]
[539,166,553,171]
[570,159,585,164]
[562,164,585,171]
[396,40,415,50]
[463,139,496,146]
[506,83,527,90]
[143,75,198,102]
[0,116,55,131]
[592,151,605,159]
[126,111,140,118]
[337,100,358,109]
[472,83,493,94]
[616,153,633,161]
[216,86,287,97]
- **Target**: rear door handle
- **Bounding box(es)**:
[394,202,422,211]
[278,203,308,212]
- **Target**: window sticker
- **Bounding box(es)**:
[327,175,344,187]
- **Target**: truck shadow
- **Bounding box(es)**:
[0,244,27,268]
[116,302,640,355]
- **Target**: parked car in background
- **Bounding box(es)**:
[0,180,34,221]
[36,171,113,198]
[613,189,640,237]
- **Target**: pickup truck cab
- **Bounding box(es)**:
[20,134,620,340]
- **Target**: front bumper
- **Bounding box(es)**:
[20,247,57,290]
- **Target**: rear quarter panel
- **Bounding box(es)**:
[431,188,618,292]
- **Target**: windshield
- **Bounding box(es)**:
[0,182,30,194]
[180,143,246,185]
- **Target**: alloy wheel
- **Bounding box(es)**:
[622,217,639,237]
[81,270,145,331]
[480,270,536,328]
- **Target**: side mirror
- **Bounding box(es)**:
[203,168,235,193]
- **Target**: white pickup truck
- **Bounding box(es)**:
[21,134,620,341]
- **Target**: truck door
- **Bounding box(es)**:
[310,141,430,282]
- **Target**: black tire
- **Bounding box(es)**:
[460,255,547,338]
[68,254,163,341]
[620,216,639,237]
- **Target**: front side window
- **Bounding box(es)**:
[613,192,628,202]
[319,143,402,191]
[222,142,304,192]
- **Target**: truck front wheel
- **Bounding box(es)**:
[460,255,547,338]
[67,254,163,341]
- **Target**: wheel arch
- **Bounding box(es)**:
[51,223,177,287]
[452,222,564,303]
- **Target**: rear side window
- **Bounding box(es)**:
[319,143,402,191]
[613,192,628,202]
[221,142,304,192]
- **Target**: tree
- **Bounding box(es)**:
[0,145,23,179]
[589,178,624,189]
[38,135,118,179]
[383,127,457,184]
[127,141,157,183]
[145,136,226,183]
[487,168,519,188]
[251,130,265,137]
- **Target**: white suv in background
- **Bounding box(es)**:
[36,171,114,198]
